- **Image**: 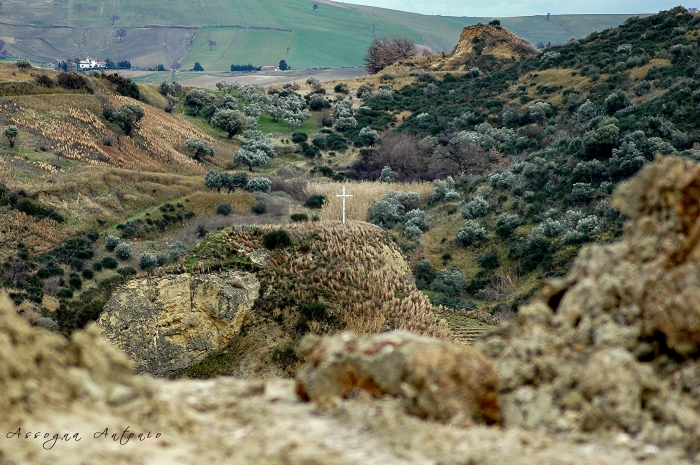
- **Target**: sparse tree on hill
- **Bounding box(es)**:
[186,138,214,161]
[4,125,18,148]
[192,62,204,72]
[184,88,214,116]
[206,39,217,51]
[116,28,127,43]
[111,14,120,25]
[210,109,248,139]
[279,59,289,71]
[313,3,318,10]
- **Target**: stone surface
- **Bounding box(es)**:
[296,331,500,426]
[0,295,689,465]
[97,271,259,377]
[476,156,700,457]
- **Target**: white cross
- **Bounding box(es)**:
[335,184,353,224]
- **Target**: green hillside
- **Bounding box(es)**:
[1,0,636,69]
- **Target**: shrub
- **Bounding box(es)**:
[478,254,500,270]
[263,230,292,250]
[432,177,456,202]
[169,241,186,259]
[378,165,397,182]
[404,223,422,241]
[252,202,267,214]
[456,220,486,245]
[292,132,308,143]
[367,198,403,228]
[196,224,209,238]
[117,267,137,278]
[570,183,595,204]
[81,269,94,279]
[105,235,120,251]
[92,261,103,272]
[247,177,272,193]
[57,288,74,299]
[114,243,132,260]
[37,268,51,279]
[216,203,233,216]
[414,259,435,289]
[444,190,461,201]
[495,213,522,238]
[430,269,466,298]
[102,257,118,269]
[121,227,135,239]
[304,195,326,209]
[139,252,158,270]
[462,197,488,219]
[290,213,309,222]
[69,275,82,290]
[86,231,99,242]
[405,209,429,231]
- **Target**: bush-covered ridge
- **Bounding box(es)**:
[343,7,700,314]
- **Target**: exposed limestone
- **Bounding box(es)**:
[296,331,500,426]
[476,156,700,458]
[97,271,259,377]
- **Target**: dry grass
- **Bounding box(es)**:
[201,221,451,339]
[305,180,433,222]
[0,211,65,257]
[9,94,207,172]
[515,68,593,107]
[628,58,672,81]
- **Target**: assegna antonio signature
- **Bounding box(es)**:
[5,426,162,450]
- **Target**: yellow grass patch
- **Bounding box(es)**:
[628,58,672,81]
[0,211,65,256]
[305,180,433,222]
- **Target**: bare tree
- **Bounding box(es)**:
[206,39,217,51]
[111,14,120,25]
[431,135,489,177]
[363,37,417,74]
[116,28,127,43]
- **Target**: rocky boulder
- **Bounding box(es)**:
[296,331,500,426]
[97,271,259,377]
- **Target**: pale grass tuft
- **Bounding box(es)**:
[305,180,433,222]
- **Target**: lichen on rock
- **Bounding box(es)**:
[97,271,259,377]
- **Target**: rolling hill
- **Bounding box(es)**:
[0,0,636,69]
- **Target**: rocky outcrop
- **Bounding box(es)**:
[429,24,538,71]
[97,271,259,377]
[0,294,686,465]
[296,331,500,426]
[477,156,700,456]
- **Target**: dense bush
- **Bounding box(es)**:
[462,197,489,219]
[105,235,120,251]
[304,195,326,209]
[102,257,118,269]
[263,230,292,249]
[430,269,466,298]
[216,203,232,216]
[247,177,272,193]
[456,220,486,245]
[290,213,309,222]
[81,269,94,279]
[252,202,267,214]
[139,252,158,270]
[114,243,132,260]
[169,241,186,259]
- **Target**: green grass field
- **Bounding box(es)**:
[2,0,639,69]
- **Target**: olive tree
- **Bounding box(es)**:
[4,125,18,148]
[185,138,214,161]
[210,109,247,139]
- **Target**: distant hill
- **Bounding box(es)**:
[0,0,637,69]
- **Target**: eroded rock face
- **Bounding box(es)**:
[296,331,500,426]
[97,271,259,377]
[477,156,700,455]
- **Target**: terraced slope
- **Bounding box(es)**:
[434,309,496,345]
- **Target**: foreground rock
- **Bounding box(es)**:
[296,331,500,426]
[0,295,685,464]
[97,271,259,377]
[477,156,700,459]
